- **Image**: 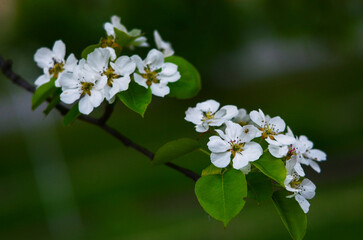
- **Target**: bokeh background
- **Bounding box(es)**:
[1,0,363,239]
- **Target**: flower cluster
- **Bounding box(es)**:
[33,15,179,115]
[185,99,327,213]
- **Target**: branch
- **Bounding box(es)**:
[0,55,200,182]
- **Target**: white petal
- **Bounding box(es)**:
[250,109,266,127]
[299,135,314,149]
[60,89,81,104]
[79,95,93,115]
[220,105,239,120]
[268,144,289,158]
[240,125,259,142]
[268,116,286,133]
[64,53,78,71]
[87,48,111,72]
[195,124,209,133]
[224,121,243,140]
[104,22,115,36]
[241,142,263,162]
[233,108,250,124]
[111,15,127,32]
[112,56,136,75]
[58,72,78,89]
[185,107,203,125]
[34,74,51,87]
[134,73,148,88]
[133,36,149,47]
[274,134,296,145]
[158,71,180,83]
[300,179,316,199]
[308,159,321,173]
[211,152,231,168]
[89,90,104,107]
[150,83,170,97]
[307,149,327,162]
[52,40,66,61]
[196,100,220,113]
[145,49,164,70]
[160,63,177,76]
[34,47,53,69]
[295,194,310,214]
[294,161,305,177]
[207,136,230,153]
[131,55,146,73]
[232,153,250,169]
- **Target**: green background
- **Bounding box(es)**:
[0,0,362,239]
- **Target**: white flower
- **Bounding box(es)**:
[232,108,251,125]
[154,30,174,57]
[34,40,77,87]
[185,100,239,132]
[250,109,295,157]
[131,49,180,97]
[285,159,316,214]
[104,15,148,47]
[291,133,327,174]
[207,121,262,169]
[85,47,135,102]
[59,59,106,115]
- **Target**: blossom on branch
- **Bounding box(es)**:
[34,40,77,87]
[132,49,180,97]
[185,100,238,132]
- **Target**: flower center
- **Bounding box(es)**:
[260,124,277,139]
[49,61,65,78]
[81,82,94,96]
[142,67,159,86]
[101,36,120,49]
[286,146,296,160]
[104,67,121,87]
[202,111,214,121]
[228,139,244,157]
[290,177,302,189]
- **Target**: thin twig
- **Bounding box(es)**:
[0,55,200,182]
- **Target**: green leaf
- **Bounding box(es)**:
[63,104,80,126]
[153,138,200,166]
[43,89,61,115]
[117,81,152,117]
[272,190,307,240]
[246,172,273,202]
[31,78,57,110]
[165,56,201,99]
[114,28,139,47]
[81,44,100,59]
[195,169,247,226]
[202,164,222,176]
[252,152,286,186]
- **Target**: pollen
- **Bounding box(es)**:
[104,67,121,87]
[49,62,65,78]
[81,82,94,96]
[142,67,159,86]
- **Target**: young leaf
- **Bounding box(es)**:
[114,28,139,47]
[165,56,201,99]
[43,89,61,115]
[153,138,200,166]
[252,152,286,186]
[31,78,57,110]
[117,81,152,117]
[201,164,222,176]
[272,190,307,240]
[81,44,100,59]
[246,172,273,202]
[195,169,247,226]
[63,103,80,126]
